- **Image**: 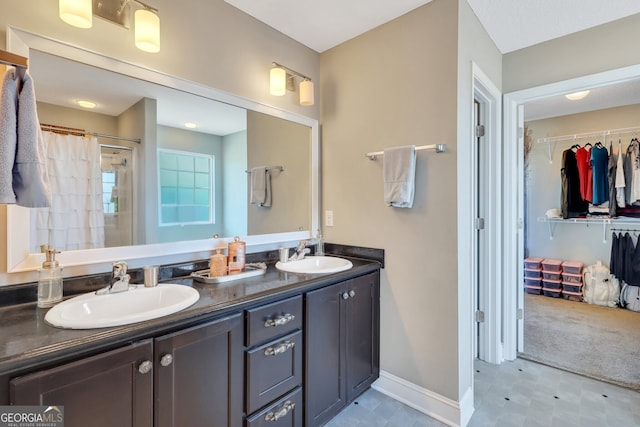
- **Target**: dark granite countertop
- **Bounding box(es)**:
[0,256,381,378]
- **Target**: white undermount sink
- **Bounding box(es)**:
[275,256,353,274]
[45,284,200,329]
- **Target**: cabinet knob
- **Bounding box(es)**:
[349,290,356,298]
[138,360,153,374]
[342,291,350,300]
[160,354,173,367]
[264,340,295,356]
[265,400,295,422]
[264,313,295,328]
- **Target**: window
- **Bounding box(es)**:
[158,149,214,226]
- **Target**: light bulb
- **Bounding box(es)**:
[135,8,160,53]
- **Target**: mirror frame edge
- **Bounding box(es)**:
[5,26,319,274]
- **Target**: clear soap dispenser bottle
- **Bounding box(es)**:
[315,229,324,256]
[37,246,63,308]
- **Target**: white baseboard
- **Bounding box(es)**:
[372,370,475,427]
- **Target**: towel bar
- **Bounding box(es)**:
[245,166,284,173]
[365,144,446,160]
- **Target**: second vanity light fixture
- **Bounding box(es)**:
[59,0,160,53]
[270,62,314,106]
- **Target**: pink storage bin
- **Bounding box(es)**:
[524,277,541,286]
[562,261,583,274]
[542,278,562,290]
[562,290,582,302]
[524,257,544,269]
[542,270,562,281]
[525,285,542,295]
[524,267,542,278]
[542,259,563,272]
[562,282,582,293]
[562,272,582,284]
[542,287,562,298]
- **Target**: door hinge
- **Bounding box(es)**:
[475,310,485,323]
[517,308,523,320]
[475,217,485,230]
[475,125,485,138]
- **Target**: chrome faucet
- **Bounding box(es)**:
[289,240,311,261]
[96,261,131,295]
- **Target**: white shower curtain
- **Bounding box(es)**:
[33,131,105,251]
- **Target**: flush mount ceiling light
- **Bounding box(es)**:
[565,90,590,100]
[59,0,160,53]
[76,100,97,109]
[269,62,314,106]
[184,122,197,129]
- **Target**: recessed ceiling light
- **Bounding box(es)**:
[565,90,590,101]
[77,100,96,109]
[184,122,197,129]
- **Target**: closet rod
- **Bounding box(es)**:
[536,125,640,144]
[41,124,141,144]
[365,143,446,160]
[0,49,28,69]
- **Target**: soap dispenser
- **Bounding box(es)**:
[37,246,63,308]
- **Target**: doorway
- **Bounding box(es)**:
[100,145,134,247]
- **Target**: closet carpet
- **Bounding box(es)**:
[521,293,640,390]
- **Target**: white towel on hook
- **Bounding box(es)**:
[383,145,416,208]
[0,67,18,204]
[250,166,272,207]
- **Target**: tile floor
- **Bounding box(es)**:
[325,358,640,427]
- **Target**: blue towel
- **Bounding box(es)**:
[383,145,416,208]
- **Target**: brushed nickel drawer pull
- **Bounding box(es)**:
[264,400,295,422]
[264,340,295,356]
[264,313,295,328]
[160,353,173,367]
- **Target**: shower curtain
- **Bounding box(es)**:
[33,131,105,251]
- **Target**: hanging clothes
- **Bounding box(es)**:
[623,139,637,205]
[561,148,588,218]
[631,139,640,203]
[608,141,617,217]
[590,143,610,205]
[615,140,626,208]
[575,145,593,202]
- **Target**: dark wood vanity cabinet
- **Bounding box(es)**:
[10,313,243,427]
[304,271,380,427]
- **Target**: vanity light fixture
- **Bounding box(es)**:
[269,62,314,106]
[58,0,160,53]
[565,90,590,100]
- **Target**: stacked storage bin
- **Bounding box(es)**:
[541,259,563,297]
[561,261,584,301]
[524,257,543,294]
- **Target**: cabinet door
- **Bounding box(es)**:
[10,340,154,427]
[304,282,346,427]
[345,272,380,401]
[154,313,243,427]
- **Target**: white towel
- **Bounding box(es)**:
[250,166,272,207]
[383,145,416,208]
[14,70,51,207]
[0,67,18,204]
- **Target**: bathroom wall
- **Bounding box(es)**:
[503,13,640,93]
[320,0,501,409]
[526,104,640,265]
[0,0,319,278]
[222,130,248,237]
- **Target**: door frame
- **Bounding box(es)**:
[472,64,502,364]
[502,64,640,359]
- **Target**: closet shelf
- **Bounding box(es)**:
[537,217,640,243]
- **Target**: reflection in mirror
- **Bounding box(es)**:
[26,50,311,253]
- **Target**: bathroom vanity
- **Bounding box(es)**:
[0,256,380,427]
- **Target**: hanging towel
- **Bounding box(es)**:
[14,70,50,207]
[383,145,416,208]
[249,166,272,207]
[0,67,18,204]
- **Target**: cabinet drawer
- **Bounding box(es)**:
[246,387,302,427]
[246,295,302,347]
[246,330,302,415]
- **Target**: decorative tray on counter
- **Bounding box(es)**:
[190,263,267,284]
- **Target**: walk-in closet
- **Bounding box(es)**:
[522,98,640,391]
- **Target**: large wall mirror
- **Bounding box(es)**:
[6,27,318,273]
